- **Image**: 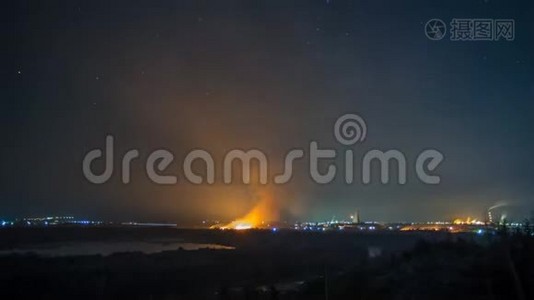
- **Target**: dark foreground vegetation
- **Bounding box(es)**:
[0,227,532,299]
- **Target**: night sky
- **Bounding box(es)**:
[2,0,533,223]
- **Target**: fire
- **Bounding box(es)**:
[453,217,484,225]
[214,189,279,230]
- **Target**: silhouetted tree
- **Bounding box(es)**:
[269,285,279,300]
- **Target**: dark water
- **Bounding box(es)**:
[0,240,234,256]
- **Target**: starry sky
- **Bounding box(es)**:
[2,0,533,223]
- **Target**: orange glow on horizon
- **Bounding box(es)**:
[214,188,279,230]
[453,217,484,225]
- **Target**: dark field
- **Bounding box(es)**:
[1,227,532,299]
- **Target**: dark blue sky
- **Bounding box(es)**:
[1,0,533,223]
